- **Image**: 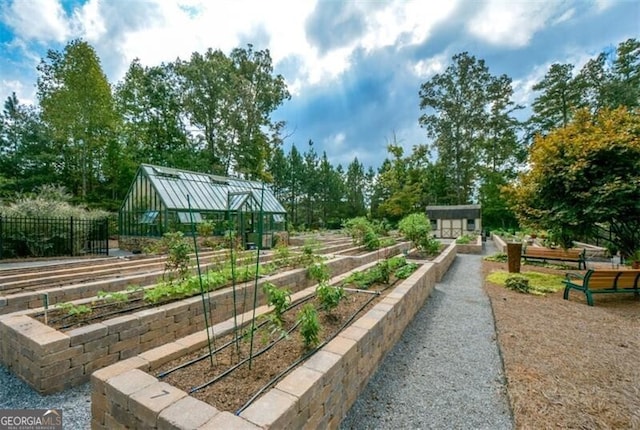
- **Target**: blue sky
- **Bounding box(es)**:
[0,0,638,170]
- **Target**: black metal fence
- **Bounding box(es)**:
[0,216,109,259]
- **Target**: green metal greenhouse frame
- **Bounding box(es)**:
[118,164,287,248]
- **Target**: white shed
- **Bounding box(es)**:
[426,205,482,239]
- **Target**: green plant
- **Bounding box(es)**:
[273,243,292,267]
[196,221,215,237]
[375,260,391,284]
[456,234,476,244]
[487,270,564,295]
[96,290,129,305]
[297,304,321,349]
[263,282,291,324]
[56,302,92,317]
[505,275,530,293]
[316,282,345,312]
[307,262,330,283]
[418,235,441,255]
[398,213,431,245]
[161,232,193,281]
[484,252,508,263]
[342,217,373,245]
[395,262,418,279]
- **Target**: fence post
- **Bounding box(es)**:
[105,217,109,256]
[0,215,3,260]
[70,216,74,256]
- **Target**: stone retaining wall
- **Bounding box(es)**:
[455,235,483,254]
[0,243,409,394]
[90,243,456,429]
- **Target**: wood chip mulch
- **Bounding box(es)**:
[483,261,640,429]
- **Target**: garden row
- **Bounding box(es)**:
[0,241,410,394]
[0,238,360,315]
[90,241,457,429]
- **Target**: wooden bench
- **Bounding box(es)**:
[563,269,640,306]
[522,246,586,269]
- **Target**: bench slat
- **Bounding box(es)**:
[563,269,640,305]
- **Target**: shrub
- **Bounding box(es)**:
[484,252,508,263]
[161,232,193,281]
[398,213,439,254]
[505,275,530,293]
[456,233,477,244]
[398,213,430,244]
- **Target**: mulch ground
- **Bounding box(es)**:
[483,260,640,429]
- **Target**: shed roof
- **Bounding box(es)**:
[426,204,481,220]
[140,164,286,214]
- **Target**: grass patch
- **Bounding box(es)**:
[486,270,565,296]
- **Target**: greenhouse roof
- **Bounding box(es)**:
[140,164,286,214]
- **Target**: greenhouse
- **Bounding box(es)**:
[119,164,287,248]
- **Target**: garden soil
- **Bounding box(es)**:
[484,260,640,429]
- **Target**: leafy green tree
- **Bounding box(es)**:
[528,63,579,136]
[0,94,58,195]
[286,144,305,227]
[344,157,367,218]
[301,140,320,227]
[36,39,120,203]
[419,52,519,204]
[575,38,640,114]
[227,45,290,179]
[317,151,345,228]
[609,38,640,109]
[178,45,289,179]
[114,59,193,169]
[508,108,640,257]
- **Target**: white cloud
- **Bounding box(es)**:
[0,79,33,105]
[4,0,69,43]
[72,0,107,41]
[412,53,448,78]
[325,132,346,148]
[360,1,459,50]
[467,0,564,47]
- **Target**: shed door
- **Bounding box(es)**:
[441,219,463,238]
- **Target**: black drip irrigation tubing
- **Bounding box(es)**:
[157,294,317,379]
[234,289,382,415]
[189,320,302,394]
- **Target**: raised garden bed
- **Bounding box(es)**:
[91,242,457,429]
[0,242,410,393]
[456,234,483,254]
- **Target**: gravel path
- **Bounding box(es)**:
[0,366,91,429]
[341,241,514,430]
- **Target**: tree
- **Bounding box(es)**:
[227,45,290,179]
[419,52,519,204]
[177,45,290,179]
[0,93,58,196]
[176,48,234,175]
[114,59,193,170]
[317,151,345,228]
[37,39,120,203]
[344,157,367,218]
[528,63,579,136]
[508,108,640,257]
[574,38,640,114]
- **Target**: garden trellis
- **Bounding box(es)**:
[119,164,287,248]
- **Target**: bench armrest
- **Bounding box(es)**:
[565,272,584,281]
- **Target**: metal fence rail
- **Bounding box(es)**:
[0,216,109,259]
